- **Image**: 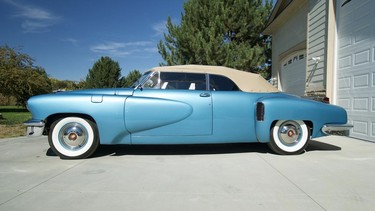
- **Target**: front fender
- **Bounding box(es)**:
[255,95,348,142]
[27,94,130,145]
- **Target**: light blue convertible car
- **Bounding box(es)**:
[25,65,352,159]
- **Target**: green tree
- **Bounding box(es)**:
[121,69,142,87]
[158,0,272,74]
[85,56,122,88]
[50,78,81,91]
[0,45,52,106]
[76,80,87,89]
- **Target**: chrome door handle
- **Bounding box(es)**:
[200,93,211,97]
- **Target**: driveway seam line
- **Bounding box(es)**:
[257,154,327,211]
[0,160,85,207]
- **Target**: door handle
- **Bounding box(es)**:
[200,93,211,97]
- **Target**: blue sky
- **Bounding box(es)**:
[0,0,186,80]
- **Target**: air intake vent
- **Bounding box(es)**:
[256,102,264,121]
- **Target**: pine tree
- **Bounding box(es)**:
[85,56,122,88]
[158,0,272,74]
[121,70,142,88]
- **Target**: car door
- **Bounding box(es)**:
[208,74,258,142]
[125,72,213,138]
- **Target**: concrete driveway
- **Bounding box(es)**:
[0,135,374,211]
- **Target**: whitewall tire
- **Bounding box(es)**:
[48,117,99,159]
[268,120,310,155]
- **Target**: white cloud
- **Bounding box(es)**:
[62,38,78,45]
[90,41,157,57]
[144,47,158,53]
[91,42,125,51]
[152,18,180,37]
[3,0,61,33]
[152,21,167,37]
[21,20,54,33]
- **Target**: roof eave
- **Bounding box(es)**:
[263,0,307,35]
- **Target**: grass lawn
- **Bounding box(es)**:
[0,106,31,138]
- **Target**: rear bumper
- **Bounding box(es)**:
[24,119,45,136]
[322,123,353,135]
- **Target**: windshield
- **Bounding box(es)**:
[132,71,160,89]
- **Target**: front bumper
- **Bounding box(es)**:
[322,123,353,135]
[24,119,45,136]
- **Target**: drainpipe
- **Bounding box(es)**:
[306,57,320,87]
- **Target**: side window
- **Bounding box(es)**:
[160,72,207,90]
[209,75,239,91]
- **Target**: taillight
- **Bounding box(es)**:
[323,97,330,104]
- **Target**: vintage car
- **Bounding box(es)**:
[25,65,352,159]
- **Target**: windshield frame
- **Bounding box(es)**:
[132,70,158,90]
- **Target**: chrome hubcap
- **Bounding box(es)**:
[59,123,87,150]
[278,121,301,146]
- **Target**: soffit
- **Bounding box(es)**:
[263,0,308,35]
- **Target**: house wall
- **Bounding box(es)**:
[306,0,327,93]
[270,2,308,90]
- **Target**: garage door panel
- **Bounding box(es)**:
[354,49,371,65]
[337,98,351,110]
[336,0,375,142]
[338,36,351,49]
[353,97,369,111]
[352,119,369,137]
[338,76,351,89]
[353,73,370,88]
[338,54,352,69]
[350,117,375,141]
[280,50,306,96]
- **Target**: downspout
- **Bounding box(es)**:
[306,57,320,87]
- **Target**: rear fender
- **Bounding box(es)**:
[255,96,348,142]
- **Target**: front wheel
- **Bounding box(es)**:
[48,117,99,159]
[268,120,310,155]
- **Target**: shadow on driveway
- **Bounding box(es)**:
[93,143,269,157]
[46,139,341,158]
[306,140,342,152]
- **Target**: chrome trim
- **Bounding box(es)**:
[277,120,303,146]
[60,122,88,150]
[24,119,45,136]
[24,119,45,127]
[322,123,353,135]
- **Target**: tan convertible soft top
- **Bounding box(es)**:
[152,65,279,93]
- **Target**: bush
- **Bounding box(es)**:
[0,94,16,106]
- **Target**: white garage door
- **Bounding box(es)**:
[280,50,306,96]
[336,0,375,141]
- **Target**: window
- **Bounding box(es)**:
[142,71,160,89]
[209,75,239,91]
[160,72,207,90]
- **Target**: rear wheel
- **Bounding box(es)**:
[268,120,310,155]
[48,117,99,159]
